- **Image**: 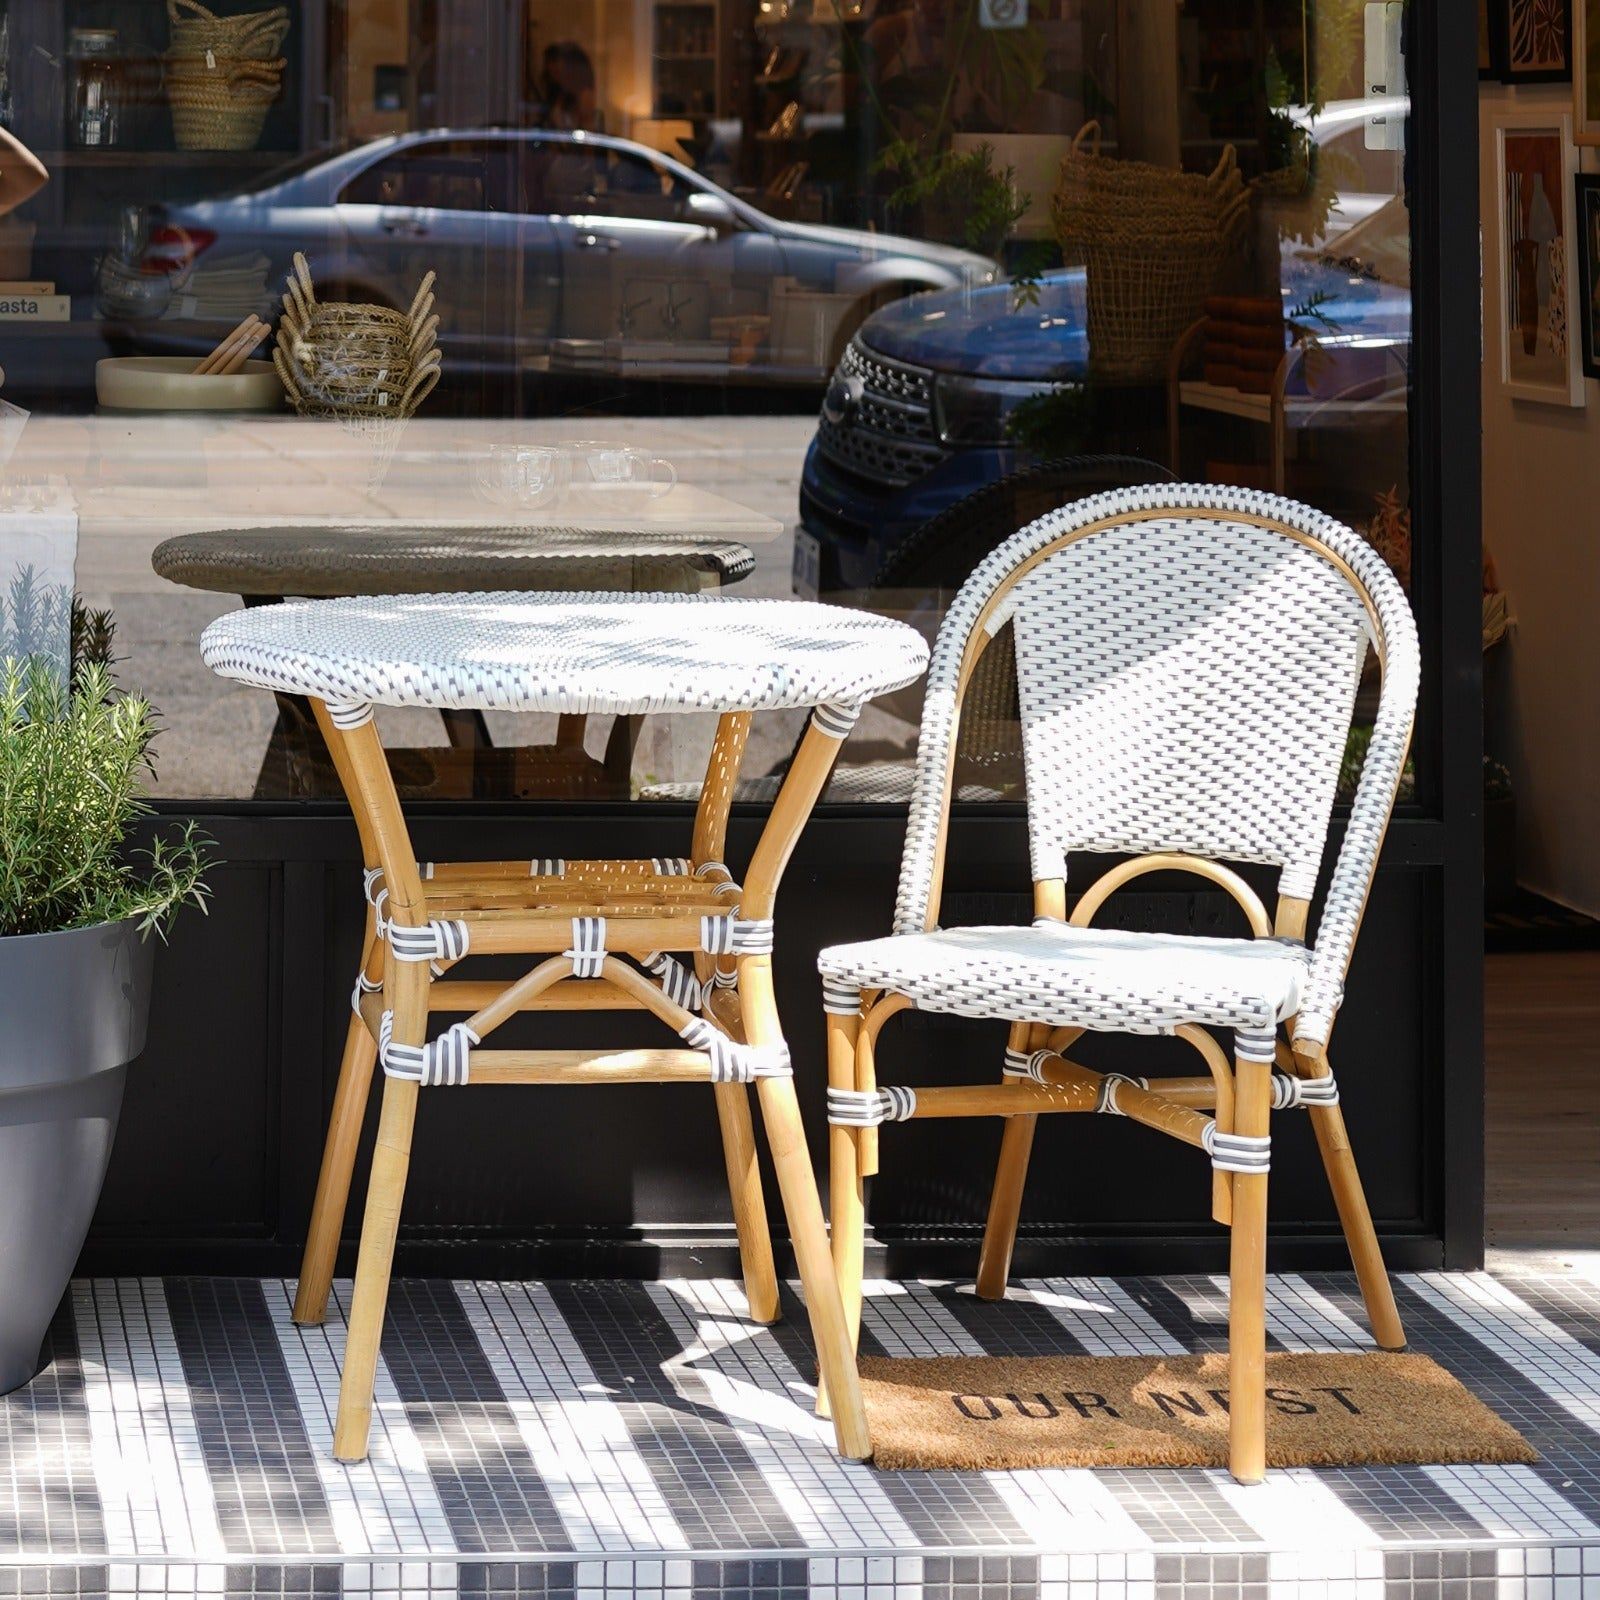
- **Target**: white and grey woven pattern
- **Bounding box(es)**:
[818,921,1310,1035]
[200,592,928,716]
[889,485,1418,1049]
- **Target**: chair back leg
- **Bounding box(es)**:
[1307,1092,1406,1350]
[975,1022,1049,1299]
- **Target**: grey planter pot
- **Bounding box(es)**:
[0,917,152,1394]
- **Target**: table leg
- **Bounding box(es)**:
[739,711,871,1460]
[317,705,434,1464]
[714,1083,780,1324]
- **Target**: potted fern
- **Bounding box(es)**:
[0,593,207,1393]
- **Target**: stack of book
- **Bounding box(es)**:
[0,281,68,322]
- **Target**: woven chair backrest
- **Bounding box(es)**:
[893,485,1419,937]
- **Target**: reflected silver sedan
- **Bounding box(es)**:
[111,129,997,386]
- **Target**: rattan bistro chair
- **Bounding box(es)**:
[817,485,1419,1483]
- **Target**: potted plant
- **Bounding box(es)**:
[0,594,207,1393]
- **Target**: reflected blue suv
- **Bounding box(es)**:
[796,204,1411,597]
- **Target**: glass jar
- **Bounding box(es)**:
[67,28,123,148]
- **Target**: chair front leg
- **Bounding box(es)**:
[975,1022,1044,1300]
[294,997,380,1325]
[1227,1045,1273,1485]
[825,1003,866,1383]
[1299,1048,1405,1350]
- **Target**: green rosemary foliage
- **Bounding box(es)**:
[0,657,210,939]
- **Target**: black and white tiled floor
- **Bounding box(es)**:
[5,1271,1600,1598]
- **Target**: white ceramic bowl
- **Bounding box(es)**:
[95,355,284,412]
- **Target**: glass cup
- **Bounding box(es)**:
[472,444,569,510]
[558,439,677,510]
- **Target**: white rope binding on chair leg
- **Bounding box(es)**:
[1002,1047,1032,1078]
[644,951,704,1012]
[362,869,389,934]
[700,914,775,956]
[1203,1123,1271,1173]
[378,1010,479,1087]
[827,1085,917,1126]
[1271,1070,1340,1109]
[811,700,861,739]
[1236,1029,1278,1064]
[822,976,862,1016]
[386,918,470,963]
[326,701,372,730]
[350,970,383,1015]
[678,1017,791,1083]
[566,916,607,979]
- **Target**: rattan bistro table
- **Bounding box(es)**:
[199,591,929,1462]
[154,525,757,797]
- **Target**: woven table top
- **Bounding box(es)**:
[201,592,930,715]
[152,525,755,596]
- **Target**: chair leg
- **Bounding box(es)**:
[1228,1050,1272,1485]
[713,1082,781,1325]
[1309,1094,1406,1351]
[294,1005,380,1326]
[332,948,421,1467]
[975,1024,1040,1301]
[757,1068,871,1459]
[818,1007,865,1422]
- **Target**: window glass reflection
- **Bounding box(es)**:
[0,0,1413,806]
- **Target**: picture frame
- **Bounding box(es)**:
[1574,0,1600,142]
[1482,0,1507,78]
[1493,109,1584,405]
[1573,174,1600,378]
[1498,0,1573,83]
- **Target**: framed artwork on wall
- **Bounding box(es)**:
[1493,109,1584,405]
[1572,175,1600,377]
[1574,0,1600,140]
[1482,0,1507,77]
[1498,0,1573,83]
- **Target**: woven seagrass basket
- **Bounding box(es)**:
[167,0,289,58]
[165,1,288,150]
[165,57,284,150]
[1053,123,1249,382]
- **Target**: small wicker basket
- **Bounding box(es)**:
[1053,123,1249,382]
[274,254,442,489]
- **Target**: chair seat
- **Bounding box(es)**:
[818,922,1310,1036]
[200,593,927,716]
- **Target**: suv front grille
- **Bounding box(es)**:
[816,338,947,489]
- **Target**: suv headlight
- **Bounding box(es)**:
[933,373,1050,445]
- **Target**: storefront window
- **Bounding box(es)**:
[0,0,1413,805]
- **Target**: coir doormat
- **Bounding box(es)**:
[859,1352,1536,1470]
